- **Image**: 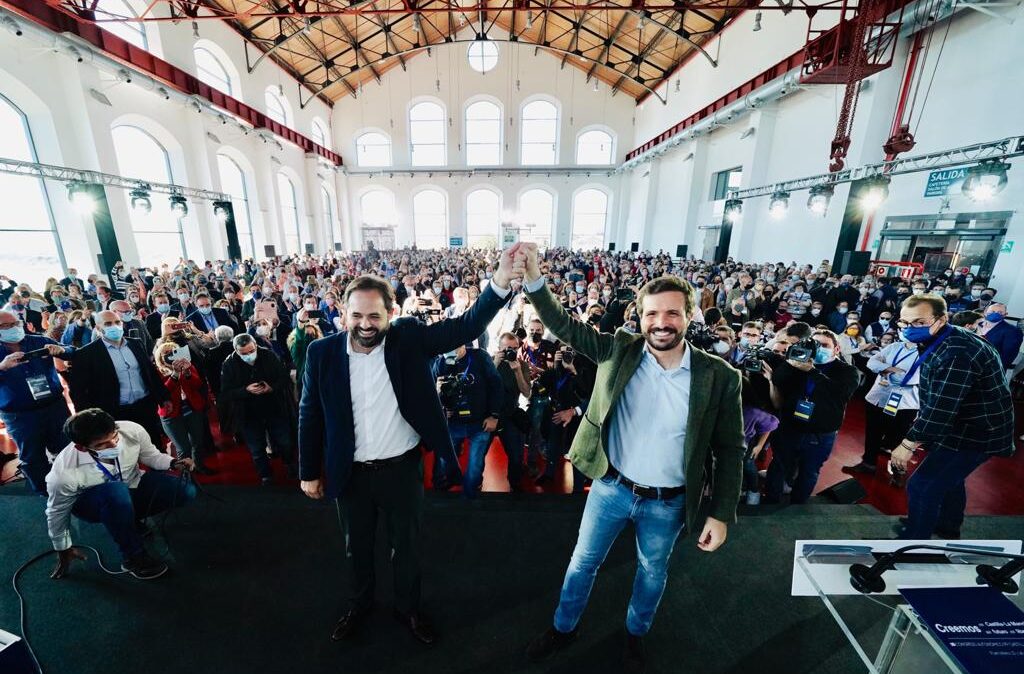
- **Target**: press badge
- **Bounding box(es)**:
[883,391,903,417]
[25,374,53,401]
[793,399,815,421]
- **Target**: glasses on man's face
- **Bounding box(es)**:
[896,317,940,329]
[0,318,23,330]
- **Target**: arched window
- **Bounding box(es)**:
[409,101,446,166]
[576,129,615,165]
[466,189,500,248]
[355,131,392,167]
[520,100,558,165]
[276,173,301,254]
[571,189,608,250]
[360,189,397,227]
[265,87,292,127]
[413,190,448,250]
[0,95,65,286]
[321,185,337,251]
[518,189,554,248]
[111,124,185,265]
[95,0,148,50]
[465,100,502,167]
[311,118,330,149]
[194,46,233,95]
[216,154,256,259]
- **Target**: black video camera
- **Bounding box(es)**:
[741,346,767,374]
[685,321,718,353]
[439,373,474,418]
[786,337,818,363]
[615,287,635,303]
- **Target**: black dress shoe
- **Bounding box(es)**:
[624,632,646,674]
[526,625,578,662]
[842,462,876,475]
[393,610,437,645]
[331,609,369,641]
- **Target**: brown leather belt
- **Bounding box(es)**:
[605,465,686,500]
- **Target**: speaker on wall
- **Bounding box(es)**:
[334,243,342,252]
[608,242,616,251]
[630,242,640,252]
[676,245,688,258]
[263,245,276,258]
[839,250,872,276]
[304,243,315,254]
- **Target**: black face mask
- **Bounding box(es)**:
[529,333,542,343]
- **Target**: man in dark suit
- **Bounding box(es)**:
[186,292,238,336]
[66,311,170,446]
[980,303,1022,375]
[298,245,523,646]
[145,291,180,340]
[5,292,44,334]
[59,268,85,292]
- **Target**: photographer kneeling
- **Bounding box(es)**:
[431,344,503,497]
[45,408,196,580]
[764,330,860,504]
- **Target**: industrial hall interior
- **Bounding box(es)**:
[2,1,1024,674]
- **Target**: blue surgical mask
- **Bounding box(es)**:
[198,306,212,315]
[813,346,834,365]
[156,303,170,314]
[985,312,1003,323]
[93,447,121,460]
[0,326,25,343]
[901,325,933,343]
[118,311,135,323]
[239,351,257,365]
[103,325,124,342]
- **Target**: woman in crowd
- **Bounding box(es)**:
[154,342,216,475]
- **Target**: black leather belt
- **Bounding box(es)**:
[353,447,419,471]
[605,465,686,500]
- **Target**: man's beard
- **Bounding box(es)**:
[642,325,685,352]
[352,324,387,349]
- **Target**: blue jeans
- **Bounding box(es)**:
[0,401,70,495]
[435,424,492,497]
[161,410,208,461]
[527,397,550,467]
[765,429,838,504]
[71,471,196,561]
[742,454,760,493]
[553,476,685,636]
[901,448,990,539]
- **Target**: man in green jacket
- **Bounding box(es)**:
[518,244,745,673]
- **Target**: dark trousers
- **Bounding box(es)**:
[240,411,294,479]
[901,448,990,539]
[527,397,549,467]
[765,429,838,504]
[115,397,164,448]
[338,450,423,615]
[71,471,196,562]
[543,417,586,493]
[862,403,917,465]
[0,400,69,494]
[497,423,525,490]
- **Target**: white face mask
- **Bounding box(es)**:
[256,326,271,338]
[713,340,731,355]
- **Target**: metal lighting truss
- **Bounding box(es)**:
[727,135,1024,200]
[0,156,230,202]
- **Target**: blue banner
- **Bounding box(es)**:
[925,167,969,197]
[449,236,464,247]
[900,586,1024,674]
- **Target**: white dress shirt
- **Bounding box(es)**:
[864,341,921,410]
[45,421,172,551]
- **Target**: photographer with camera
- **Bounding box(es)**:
[536,345,591,493]
[521,318,559,477]
[763,329,860,504]
[431,343,503,496]
[493,333,533,491]
[731,322,764,367]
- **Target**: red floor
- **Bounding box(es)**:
[4,397,1024,515]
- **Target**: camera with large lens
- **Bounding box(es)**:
[501,346,518,361]
[742,346,766,373]
[562,348,575,365]
[439,373,474,420]
[685,321,718,353]
[786,337,818,363]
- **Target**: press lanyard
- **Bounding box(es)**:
[803,376,817,400]
[902,325,952,383]
[891,346,915,370]
[93,457,123,482]
[461,353,473,378]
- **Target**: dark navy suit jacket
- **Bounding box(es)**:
[984,319,1023,369]
[298,283,508,499]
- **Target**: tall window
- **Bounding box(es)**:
[216,154,256,259]
[571,189,608,250]
[360,189,397,227]
[0,95,65,287]
[355,132,392,167]
[409,101,446,166]
[576,129,615,165]
[466,189,500,248]
[95,0,147,50]
[518,189,554,248]
[111,125,185,265]
[311,118,330,149]
[321,185,336,251]
[520,100,558,165]
[465,101,502,166]
[413,190,448,250]
[265,87,291,127]
[194,46,233,95]
[276,173,301,254]
[710,166,743,218]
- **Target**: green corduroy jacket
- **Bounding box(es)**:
[526,283,746,534]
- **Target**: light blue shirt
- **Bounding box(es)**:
[607,344,692,488]
[103,339,149,405]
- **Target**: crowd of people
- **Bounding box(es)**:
[0,247,1018,577]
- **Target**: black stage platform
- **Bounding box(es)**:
[2,484,1022,674]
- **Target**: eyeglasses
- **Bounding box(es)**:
[895,317,941,329]
[0,319,23,330]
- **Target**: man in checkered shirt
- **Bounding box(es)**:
[890,294,1015,539]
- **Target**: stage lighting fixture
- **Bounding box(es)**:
[67,182,95,215]
[169,194,189,218]
[807,184,834,216]
[768,191,790,219]
[723,199,743,223]
[130,186,152,214]
[859,175,890,211]
[213,203,230,224]
[962,159,1009,202]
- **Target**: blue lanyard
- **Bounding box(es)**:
[461,353,473,378]
[93,457,123,482]
[556,373,571,392]
[891,346,915,369]
[803,376,816,400]
[902,325,952,383]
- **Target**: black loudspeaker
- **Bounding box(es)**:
[609,242,616,251]
[334,243,342,252]
[263,245,276,258]
[630,242,640,252]
[817,478,867,504]
[676,245,688,258]
[304,243,315,254]
[839,250,872,276]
